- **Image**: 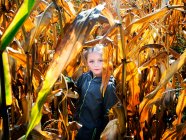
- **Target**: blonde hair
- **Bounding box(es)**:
[84,44,104,60]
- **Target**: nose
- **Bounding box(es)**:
[93,60,102,67]
[94,63,98,66]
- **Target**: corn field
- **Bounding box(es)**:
[0,0,186,139]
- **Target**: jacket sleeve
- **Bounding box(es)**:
[103,79,118,126]
[75,74,84,95]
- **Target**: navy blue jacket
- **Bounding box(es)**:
[74,71,118,140]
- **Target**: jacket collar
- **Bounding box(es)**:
[87,71,102,82]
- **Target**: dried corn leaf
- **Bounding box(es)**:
[124,7,168,35]
[138,50,186,127]
[139,44,164,53]
[162,123,186,140]
[32,68,44,91]
[112,103,126,135]
[146,49,186,99]
[100,119,119,140]
[127,29,156,60]
[59,0,76,18]
[6,47,27,67]
[101,103,126,139]
[176,85,186,124]
[23,17,35,32]
[29,4,53,48]
[139,88,165,127]
[101,7,115,26]
[126,23,149,55]
[128,73,140,107]
[113,64,122,81]
[37,0,48,11]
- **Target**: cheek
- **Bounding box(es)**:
[87,62,91,65]
[87,62,93,68]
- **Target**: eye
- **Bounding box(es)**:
[99,59,103,62]
[89,60,94,63]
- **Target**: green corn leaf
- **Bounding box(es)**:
[0,0,36,51]
[2,51,12,106]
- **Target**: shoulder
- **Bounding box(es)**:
[78,72,90,79]
[76,72,90,83]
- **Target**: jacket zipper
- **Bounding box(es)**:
[79,74,95,118]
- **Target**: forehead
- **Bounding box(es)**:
[87,52,102,59]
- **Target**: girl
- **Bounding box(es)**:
[74,44,118,140]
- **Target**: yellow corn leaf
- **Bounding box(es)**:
[139,44,164,53]
[101,103,126,139]
[138,49,186,126]
[11,40,25,54]
[128,73,140,107]
[32,68,44,91]
[127,29,156,60]
[117,30,124,63]
[144,67,158,93]
[38,0,48,11]
[124,7,168,34]
[125,61,140,107]
[138,51,165,79]
[113,102,126,135]
[56,0,77,25]
[67,64,81,77]
[146,49,186,99]
[139,88,165,128]
[37,43,48,63]
[92,0,100,5]
[126,61,137,81]
[101,44,113,96]
[100,119,119,140]
[6,47,43,91]
[23,17,35,32]
[162,123,186,140]
[29,3,53,48]
[65,54,81,77]
[6,47,27,67]
[161,125,177,140]
[60,0,76,17]
[66,53,86,79]
[126,23,149,56]
[72,65,87,81]
[113,64,122,82]
[101,7,115,26]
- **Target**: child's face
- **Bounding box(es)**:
[87,52,103,77]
